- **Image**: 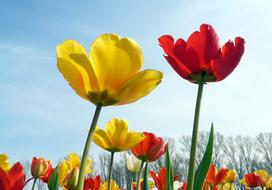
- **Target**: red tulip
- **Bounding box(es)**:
[244,173,262,187]
[158,24,245,83]
[0,162,26,190]
[84,175,101,190]
[150,167,179,190]
[31,157,53,183]
[131,132,166,162]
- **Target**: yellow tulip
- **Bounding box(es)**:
[0,154,11,172]
[99,180,120,190]
[57,33,163,106]
[58,153,92,186]
[255,170,269,186]
[266,176,272,189]
[224,170,237,183]
[93,118,145,152]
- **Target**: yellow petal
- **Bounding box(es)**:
[85,157,93,174]
[57,58,90,100]
[93,127,113,151]
[57,40,99,92]
[106,119,128,149]
[66,153,80,169]
[0,154,11,172]
[115,69,163,105]
[90,34,143,94]
[120,131,145,151]
[58,160,71,186]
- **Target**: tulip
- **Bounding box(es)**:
[93,118,145,152]
[93,118,145,190]
[57,33,163,190]
[131,132,166,162]
[132,132,166,190]
[99,180,120,190]
[0,162,25,190]
[66,167,79,190]
[158,24,245,190]
[127,154,142,173]
[158,24,245,83]
[255,170,269,187]
[0,154,11,172]
[205,164,228,189]
[31,157,52,180]
[84,175,101,190]
[223,170,237,183]
[149,167,179,190]
[58,153,92,187]
[266,176,272,189]
[244,173,262,188]
[57,33,163,106]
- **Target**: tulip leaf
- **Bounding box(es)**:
[143,162,149,190]
[193,123,214,190]
[166,144,174,190]
[48,165,59,190]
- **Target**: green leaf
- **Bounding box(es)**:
[166,144,174,190]
[143,162,149,190]
[193,123,214,190]
[48,165,60,190]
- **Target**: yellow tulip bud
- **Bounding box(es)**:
[67,167,79,190]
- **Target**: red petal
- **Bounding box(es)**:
[164,55,191,80]
[187,24,220,69]
[158,168,166,190]
[211,37,245,81]
[7,162,25,190]
[0,168,9,190]
[158,35,174,55]
[150,171,161,189]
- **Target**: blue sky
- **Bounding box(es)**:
[1,0,272,163]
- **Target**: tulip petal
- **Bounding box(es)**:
[57,40,99,92]
[93,127,112,151]
[7,162,25,190]
[0,168,9,190]
[187,24,220,69]
[158,35,175,55]
[120,132,145,150]
[57,58,91,100]
[106,119,128,149]
[211,37,245,81]
[115,69,163,105]
[90,34,143,94]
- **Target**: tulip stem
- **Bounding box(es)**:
[77,104,103,190]
[24,177,34,187]
[137,160,145,190]
[32,178,37,190]
[107,152,115,190]
[187,82,204,190]
[130,173,135,190]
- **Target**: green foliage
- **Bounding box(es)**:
[166,144,174,190]
[193,124,214,190]
[48,165,60,190]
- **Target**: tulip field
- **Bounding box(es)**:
[1,2,271,190]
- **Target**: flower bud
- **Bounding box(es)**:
[67,167,79,190]
[31,157,51,179]
[127,154,141,173]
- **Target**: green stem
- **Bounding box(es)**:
[186,82,204,190]
[130,173,135,190]
[32,178,37,190]
[137,160,145,190]
[107,152,115,190]
[143,161,149,190]
[77,104,103,190]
